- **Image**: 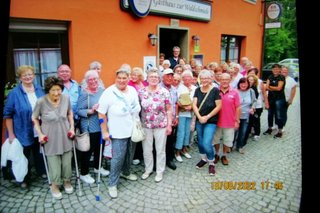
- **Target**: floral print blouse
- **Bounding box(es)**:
[138,87,171,129]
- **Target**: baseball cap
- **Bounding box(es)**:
[162,68,174,75]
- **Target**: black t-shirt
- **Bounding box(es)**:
[194,87,221,124]
[267,74,286,102]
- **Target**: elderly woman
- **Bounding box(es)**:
[128,67,148,91]
[97,68,141,199]
[128,67,148,165]
[80,61,105,89]
[234,77,256,154]
[193,70,221,175]
[32,76,75,199]
[3,65,46,187]
[138,68,172,182]
[175,70,197,162]
[77,70,108,184]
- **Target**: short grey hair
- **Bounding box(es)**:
[89,61,102,70]
[85,70,99,82]
[181,70,193,78]
[199,69,213,79]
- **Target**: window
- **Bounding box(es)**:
[220,35,242,64]
[6,19,69,87]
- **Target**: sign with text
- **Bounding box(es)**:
[121,0,212,22]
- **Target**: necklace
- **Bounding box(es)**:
[22,84,34,93]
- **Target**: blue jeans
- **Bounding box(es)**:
[195,122,217,161]
[268,99,286,129]
[108,138,132,187]
[236,119,249,149]
[175,116,192,150]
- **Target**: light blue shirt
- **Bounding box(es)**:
[62,79,80,119]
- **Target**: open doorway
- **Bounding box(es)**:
[158,27,189,64]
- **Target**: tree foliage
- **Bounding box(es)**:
[264,0,298,64]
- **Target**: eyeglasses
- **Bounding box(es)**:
[21,73,34,78]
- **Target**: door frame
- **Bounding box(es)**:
[157,25,189,66]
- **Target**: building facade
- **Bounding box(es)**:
[7,0,264,86]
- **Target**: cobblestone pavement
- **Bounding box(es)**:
[0,90,301,213]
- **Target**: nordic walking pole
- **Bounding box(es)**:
[96,118,104,201]
[40,136,52,196]
[69,132,83,196]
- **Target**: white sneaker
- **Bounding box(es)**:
[132,159,140,165]
[108,186,118,199]
[155,173,163,182]
[120,173,138,181]
[141,172,152,180]
[281,128,285,133]
[253,135,260,141]
[175,155,183,162]
[239,148,245,154]
[182,152,192,159]
[80,174,95,184]
[94,168,110,176]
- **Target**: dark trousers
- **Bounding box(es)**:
[23,138,46,182]
[78,132,103,175]
[245,108,263,140]
[235,119,249,149]
[166,126,177,162]
[268,99,286,129]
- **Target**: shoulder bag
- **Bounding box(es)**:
[190,87,213,131]
[75,93,91,152]
[131,115,145,142]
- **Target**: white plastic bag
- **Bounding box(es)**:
[1,138,28,182]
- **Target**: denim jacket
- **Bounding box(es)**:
[3,83,45,146]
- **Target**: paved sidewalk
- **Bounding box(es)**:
[0,90,301,213]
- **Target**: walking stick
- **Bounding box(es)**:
[40,136,52,198]
[68,131,83,196]
[96,118,104,201]
[72,140,83,196]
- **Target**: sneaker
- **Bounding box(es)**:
[132,159,140,165]
[196,159,207,169]
[221,156,229,165]
[208,165,215,175]
[263,128,272,135]
[182,152,192,159]
[20,182,28,188]
[108,186,118,199]
[51,184,62,199]
[80,174,95,184]
[253,135,260,141]
[63,180,74,194]
[41,174,47,179]
[120,173,138,181]
[239,148,245,154]
[94,168,110,176]
[214,154,220,164]
[141,172,152,180]
[154,173,163,182]
[282,128,285,133]
[274,132,283,138]
[175,155,183,163]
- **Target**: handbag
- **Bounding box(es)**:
[131,116,145,142]
[75,128,90,152]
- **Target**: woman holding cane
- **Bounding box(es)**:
[97,67,141,199]
[32,76,75,199]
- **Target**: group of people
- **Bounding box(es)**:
[2,47,297,200]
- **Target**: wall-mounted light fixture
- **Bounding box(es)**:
[148,33,158,46]
[192,35,200,46]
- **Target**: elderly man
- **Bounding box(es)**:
[160,68,179,170]
[169,46,181,69]
[57,64,80,122]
